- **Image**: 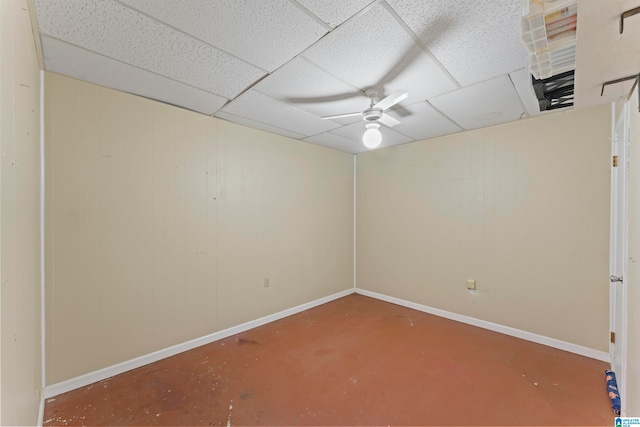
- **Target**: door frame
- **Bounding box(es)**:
[609,100,629,414]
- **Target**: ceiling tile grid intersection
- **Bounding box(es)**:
[252,57,368,121]
[41,36,229,115]
[117,0,330,73]
[34,0,540,152]
[295,0,376,29]
[387,0,527,87]
[387,100,464,140]
[429,75,527,131]
[35,0,266,98]
[219,90,342,137]
[215,111,308,140]
[301,3,458,102]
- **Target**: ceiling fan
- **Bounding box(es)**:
[320,89,408,127]
[284,24,445,149]
[320,89,408,148]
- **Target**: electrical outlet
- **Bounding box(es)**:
[264,277,270,288]
[466,279,476,291]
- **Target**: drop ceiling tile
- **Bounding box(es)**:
[378,52,458,105]
[303,3,456,104]
[219,90,341,136]
[387,0,527,86]
[253,57,368,121]
[388,101,462,141]
[296,0,375,28]
[34,0,265,98]
[429,75,527,130]
[41,36,228,115]
[329,121,413,149]
[509,68,552,117]
[215,112,306,140]
[119,0,328,72]
[303,132,362,154]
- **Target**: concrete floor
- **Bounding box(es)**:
[44,294,613,425]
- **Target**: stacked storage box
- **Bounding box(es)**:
[521,0,577,79]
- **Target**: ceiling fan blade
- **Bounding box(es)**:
[377,43,424,88]
[321,111,362,120]
[375,22,450,88]
[285,91,362,104]
[373,91,409,111]
[378,113,401,128]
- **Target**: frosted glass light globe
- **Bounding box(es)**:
[362,123,382,149]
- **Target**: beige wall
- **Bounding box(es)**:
[0,0,43,425]
[356,106,611,351]
[44,73,354,384]
[625,87,640,415]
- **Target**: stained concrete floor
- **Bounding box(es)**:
[44,294,613,426]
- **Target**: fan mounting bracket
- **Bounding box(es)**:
[365,88,381,102]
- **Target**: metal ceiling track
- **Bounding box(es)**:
[531,70,574,111]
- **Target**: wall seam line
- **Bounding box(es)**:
[39,68,46,424]
[353,154,356,290]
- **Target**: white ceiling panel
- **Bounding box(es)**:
[388,0,526,87]
[379,52,458,105]
[303,132,362,154]
[429,76,526,130]
[253,57,368,121]
[219,90,341,136]
[33,0,588,154]
[302,3,457,104]
[41,36,228,115]
[118,0,328,72]
[35,0,265,98]
[215,112,307,140]
[296,0,375,28]
[329,121,413,149]
[509,68,551,118]
[388,101,462,141]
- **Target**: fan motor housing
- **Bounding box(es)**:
[363,108,383,122]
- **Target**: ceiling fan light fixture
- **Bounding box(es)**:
[362,123,382,149]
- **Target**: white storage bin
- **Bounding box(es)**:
[521,0,577,79]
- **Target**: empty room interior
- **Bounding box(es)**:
[2,0,640,425]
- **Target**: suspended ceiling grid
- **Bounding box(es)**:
[34,0,545,154]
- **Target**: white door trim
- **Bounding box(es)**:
[609,100,629,415]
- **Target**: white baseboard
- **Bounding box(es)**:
[37,393,45,426]
[355,288,610,363]
[44,287,609,399]
[43,289,354,399]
